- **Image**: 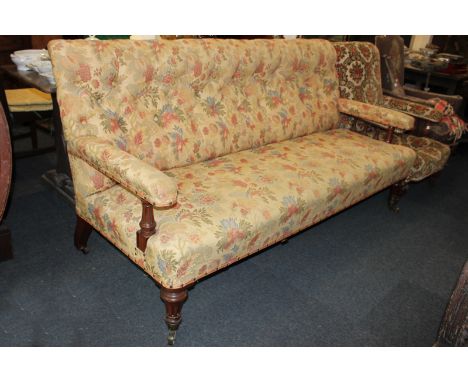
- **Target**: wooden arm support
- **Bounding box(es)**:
[136,200,156,252]
[385,126,395,144]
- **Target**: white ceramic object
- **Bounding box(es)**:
[10,54,31,71]
[29,60,53,74]
[14,49,48,58]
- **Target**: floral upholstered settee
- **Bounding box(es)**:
[49,38,417,344]
[334,41,452,182]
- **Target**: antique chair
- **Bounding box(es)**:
[334,41,451,183]
[375,35,466,147]
[435,260,468,346]
[0,103,13,261]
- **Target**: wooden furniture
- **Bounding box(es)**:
[50,39,417,345]
[0,64,73,203]
[435,260,468,346]
[374,36,466,147]
[0,74,55,158]
[404,64,468,95]
[0,103,13,261]
[0,36,31,65]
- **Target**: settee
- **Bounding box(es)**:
[49,38,417,344]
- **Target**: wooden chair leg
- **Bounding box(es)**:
[0,224,13,261]
[160,287,188,345]
[388,180,409,213]
[74,215,93,254]
[29,123,38,149]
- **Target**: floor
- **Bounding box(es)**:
[0,142,467,346]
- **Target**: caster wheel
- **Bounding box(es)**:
[167,329,177,346]
[79,246,90,254]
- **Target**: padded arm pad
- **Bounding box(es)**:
[338,98,415,131]
[382,95,443,122]
[68,136,178,208]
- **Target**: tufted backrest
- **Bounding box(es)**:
[49,38,340,171]
[334,42,384,106]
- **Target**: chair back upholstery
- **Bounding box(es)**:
[49,38,340,171]
[334,41,384,105]
[334,41,385,134]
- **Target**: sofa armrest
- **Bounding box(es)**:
[403,86,464,113]
[68,136,178,208]
[382,95,443,122]
[338,98,415,131]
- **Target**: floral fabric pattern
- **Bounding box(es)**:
[79,129,416,288]
[68,135,178,207]
[50,38,419,290]
[49,38,340,176]
[334,42,383,105]
[338,98,414,131]
[334,41,451,181]
[382,95,443,122]
[334,42,466,146]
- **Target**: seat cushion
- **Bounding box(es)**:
[80,129,416,288]
[338,117,450,182]
[390,134,450,182]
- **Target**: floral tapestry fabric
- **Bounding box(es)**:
[334,41,466,146]
[334,42,384,105]
[334,41,452,181]
[68,135,178,207]
[339,118,450,182]
[49,38,340,176]
[338,98,414,131]
[79,129,416,288]
[382,95,443,122]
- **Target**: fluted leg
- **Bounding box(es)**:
[160,287,188,345]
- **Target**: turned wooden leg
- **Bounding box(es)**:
[160,287,188,345]
[74,215,93,254]
[388,181,409,213]
[136,201,156,252]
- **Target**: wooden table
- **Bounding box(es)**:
[404,64,468,95]
[0,64,74,203]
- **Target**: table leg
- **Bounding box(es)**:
[41,93,74,204]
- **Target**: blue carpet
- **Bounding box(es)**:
[1,144,467,346]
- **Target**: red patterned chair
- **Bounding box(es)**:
[49,38,417,344]
[375,35,466,147]
[334,41,452,183]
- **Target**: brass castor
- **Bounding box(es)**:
[77,245,90,254]
[167,329,177,346]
